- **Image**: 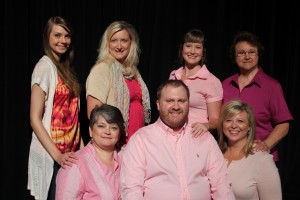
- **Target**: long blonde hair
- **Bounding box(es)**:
[96,21,140,78]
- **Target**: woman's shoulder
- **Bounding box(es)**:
[92,61,111,69]
[250,151,275,163]
[88,62,112,75]
[34,56,55,69]
[32,56,56,77]
[73,144,96,165]
[222,73,238,83]
[169,66,184,79]
[257,69,281,85]
[207,73,222,85]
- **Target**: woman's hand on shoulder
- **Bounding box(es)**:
[58,151,78,169]
[191,122,209,138]
[253,140,270,153]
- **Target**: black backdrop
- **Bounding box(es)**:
[3,0,299,199]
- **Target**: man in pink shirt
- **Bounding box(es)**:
[120,80,234,200]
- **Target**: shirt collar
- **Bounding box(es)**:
[171,64,210,80]
[228,68,264,88]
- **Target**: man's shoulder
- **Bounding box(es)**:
[128,122,162,143]
[135,123,157,136]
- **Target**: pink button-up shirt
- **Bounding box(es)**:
[120,118,234,200]
[56,142,121,200]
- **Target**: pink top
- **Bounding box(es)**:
[125,79,144,142]
[120,118,234,200]
[56,143,121,200]
[169,65,223,124]
[226,151,282,200]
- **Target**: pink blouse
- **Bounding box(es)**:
[56,143,121,200]
[125,79,144,142]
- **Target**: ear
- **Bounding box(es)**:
[156,100,160,111]
[89,126,93,138]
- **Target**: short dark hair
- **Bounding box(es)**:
[157,80,190,100]
[229,31,265,63]
[89,104,126,151]
[177,29,206,66]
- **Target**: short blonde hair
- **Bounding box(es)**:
[218,99,256,157]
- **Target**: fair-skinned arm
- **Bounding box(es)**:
[254,122,289,152]
[86,95,103,119]
[30,84,77,168]
[191,100,222,137]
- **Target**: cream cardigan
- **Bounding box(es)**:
[27,56,57,200]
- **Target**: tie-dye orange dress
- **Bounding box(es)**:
[51,76,80,153]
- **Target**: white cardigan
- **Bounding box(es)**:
[27,55,57,200]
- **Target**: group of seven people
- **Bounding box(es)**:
[28,16,293,200]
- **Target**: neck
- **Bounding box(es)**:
[182,64,201,79]
[92,142,115,169]
[239,66,259,78]
[238,67,259,91]
[225,139,246,160]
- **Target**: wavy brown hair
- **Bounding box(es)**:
[43,16,80,97]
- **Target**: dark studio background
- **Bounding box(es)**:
[3,0,299,199]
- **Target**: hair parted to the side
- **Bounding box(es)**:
[217,99,256,157]
[157,79,190,100]
[177,29,207,66]
[96,20,140,78]
[89,104,126,151]
[43,16,80,96]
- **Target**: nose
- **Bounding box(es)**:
[104,127,111,135]
[230,121,238,128]
[60,36,67,43]
[190,46,195,53]
[244,52,251,58]
[172,101,180,110]
[116,41,122,49]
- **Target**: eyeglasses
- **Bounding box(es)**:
[236,50,257,57]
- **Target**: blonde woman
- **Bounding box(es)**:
[218,100,282,200]
[86,21,151,143]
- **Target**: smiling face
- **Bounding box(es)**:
[235,41,259,73]
[182,42,203,67]
[222,111,250,146]
[89,115,120,151]
[156,85,189,131]
[49,24,71,61]
[109,29,131,64]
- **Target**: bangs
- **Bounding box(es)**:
[184,31,204,44]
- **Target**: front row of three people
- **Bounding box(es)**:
[56,80,281,200]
